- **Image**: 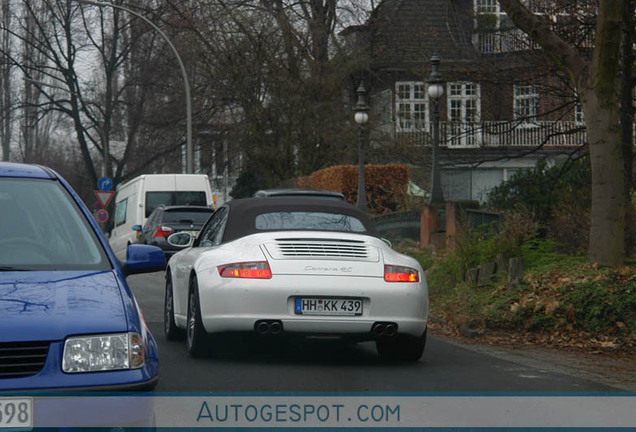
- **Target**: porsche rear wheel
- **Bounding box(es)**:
[164,273,185,341]
[186,276,208,357]
[376,329,426,362]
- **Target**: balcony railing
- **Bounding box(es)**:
[476,29,595,54]
[396,120,588,148]
[477,29,537,53]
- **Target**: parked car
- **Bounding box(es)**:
[0,162,165,392]
[164,197,429,361]
[253,188,346,201]
[109,173,217,260]
[136,205,215,260]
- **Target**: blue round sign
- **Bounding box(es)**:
[96,209,109,223]
[97,177,113,191]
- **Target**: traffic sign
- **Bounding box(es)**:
[96,209,109,223]
[97,177,113,191]
[94,190,115,207]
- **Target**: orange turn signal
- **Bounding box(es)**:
[384,265,419,282]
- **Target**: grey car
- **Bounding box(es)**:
[135,205,214,260]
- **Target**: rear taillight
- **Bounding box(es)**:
[218,261,272,279]
[384,265,419,282]
[153,226,173,237]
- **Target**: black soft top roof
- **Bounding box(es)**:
[222,197,377,242]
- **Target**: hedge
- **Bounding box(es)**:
[298,164,409,214]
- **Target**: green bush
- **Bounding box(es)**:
[569,275,636,335]
[487,157,590,224]
[486,157,593,254]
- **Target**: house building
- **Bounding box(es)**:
[343,0,591,203]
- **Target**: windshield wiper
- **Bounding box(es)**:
[0,266,28,271]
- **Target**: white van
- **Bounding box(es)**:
[109,174,214,259]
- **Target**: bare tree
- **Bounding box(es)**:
[0,0,187,191]
[0,0,12,161]
[166,0,369,188]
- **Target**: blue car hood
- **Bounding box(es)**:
[0,271,128,342]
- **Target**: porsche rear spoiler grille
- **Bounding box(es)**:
[265,238,379,261]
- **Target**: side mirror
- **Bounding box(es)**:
[167,232,194,248]
[132,224,142,232]
[122,244,166,276]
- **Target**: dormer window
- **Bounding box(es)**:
[474,0,510,31]
[474,0,531,52]
[476,0,499,14]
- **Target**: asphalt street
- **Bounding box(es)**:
[128,272,622,392]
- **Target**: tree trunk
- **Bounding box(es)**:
[620,0,634,256]
[581,88,625,265]
[0,0,11,161]
[498,0,626,266]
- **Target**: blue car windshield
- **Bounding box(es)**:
[0,178,110,270]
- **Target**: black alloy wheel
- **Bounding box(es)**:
[186,275,208,357]
[164,272,185,341]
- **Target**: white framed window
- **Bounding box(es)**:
[574,91,585,124]
[448,82,480,122]
[474,0,511,29]
[474,0,530,52]
[395,81,428,131]
[447,82,481,146]
[513,84,540,121]
[574,103,585,124]
[474,0,529,21]
[475,0,499,14]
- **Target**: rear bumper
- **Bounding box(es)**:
[192,274,429,337]
[203,316,427,339]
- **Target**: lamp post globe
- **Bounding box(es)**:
[354,82,369,212]
[354,111,369,125]
[428,83,444,100]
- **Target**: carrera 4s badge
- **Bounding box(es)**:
[304,265,353,272]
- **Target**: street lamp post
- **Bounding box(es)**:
[354,82,369,212]
[77,0,194,174]
[427,54,445,204]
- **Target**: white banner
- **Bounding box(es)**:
[3,394,635,429]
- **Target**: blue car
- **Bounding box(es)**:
[0,162,164,391]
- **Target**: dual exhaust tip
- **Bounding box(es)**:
[255,320,397,337]
[255,320,283,335]
[372,322,398,337]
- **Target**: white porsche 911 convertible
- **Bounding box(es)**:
[164,197,429,361]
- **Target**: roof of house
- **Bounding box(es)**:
[366,0,479,72]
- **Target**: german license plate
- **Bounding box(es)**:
[295,298,363,316]
[0,398,33,429]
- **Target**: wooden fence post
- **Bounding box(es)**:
[507,257,523,292]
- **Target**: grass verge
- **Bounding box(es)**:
[395,239,636,355]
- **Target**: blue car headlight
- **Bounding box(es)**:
[62,332,145,373]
